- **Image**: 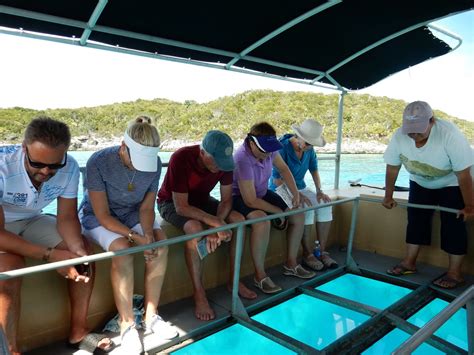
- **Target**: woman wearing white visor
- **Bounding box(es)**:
[80,117,177,354]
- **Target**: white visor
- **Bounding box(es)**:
[123,131,160,172]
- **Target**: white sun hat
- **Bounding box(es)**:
[291,118,326,147]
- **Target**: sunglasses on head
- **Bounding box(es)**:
[25,146,67,170]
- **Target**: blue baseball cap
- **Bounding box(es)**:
[202,130,235,171]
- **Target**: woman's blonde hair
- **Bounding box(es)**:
[126,116,160,147]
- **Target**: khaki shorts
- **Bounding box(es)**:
[284,188,333,225]
[4,214,62,249]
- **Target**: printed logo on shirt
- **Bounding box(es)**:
[0,146,20,154]
[42,185,64,202]
[399,154,451,180]
[12,193,28,206]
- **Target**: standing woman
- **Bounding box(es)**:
[232,122,314,295]
[80,117,177,354]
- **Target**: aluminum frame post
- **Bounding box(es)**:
[345,198,361,273]
[231,224,250,320]
[334,91,346,189]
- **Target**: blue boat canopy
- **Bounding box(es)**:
[0,0,472,90]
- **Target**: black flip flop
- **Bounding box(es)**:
[432,274,465,289]
[68,332,116,354]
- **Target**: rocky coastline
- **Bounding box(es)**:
[71,135,387,154]
[2,135,388,154]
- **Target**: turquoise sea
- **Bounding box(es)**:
[43,151,410,214]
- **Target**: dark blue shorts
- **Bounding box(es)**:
[406,180,467,255]
[232,190,288,218]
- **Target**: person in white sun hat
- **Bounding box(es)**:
[384,101,474,290]
[270,118,337,272]
[270,118,338,271]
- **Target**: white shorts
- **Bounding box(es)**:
[83,219,162,251]
[298,187,333,225]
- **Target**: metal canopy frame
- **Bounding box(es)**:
[0,2,467,91]
[0,1,469,188]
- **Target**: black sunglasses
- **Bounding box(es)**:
[25,146,67,170]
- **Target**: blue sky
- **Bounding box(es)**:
[0,10,472,121]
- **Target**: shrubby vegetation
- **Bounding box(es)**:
[1,90,472,145]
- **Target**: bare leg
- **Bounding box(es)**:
[183,220,214,321]
[226,211,257,300]
[316,221,331,253]
[143,229,168,322]
[54,241,95,344]
[0,254,24,355]
[285,212,305,268]
[445,254,464,282]
[301,225,314,258]
[400,243,421,270]
[247,211,271,282]
[108,239,135,334]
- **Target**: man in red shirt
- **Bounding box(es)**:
[157,131,257,320]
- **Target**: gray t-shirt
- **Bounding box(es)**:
[80,146,161,230]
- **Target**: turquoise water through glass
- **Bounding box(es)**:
[315,273,412,309]
[172,275,467,354]
[42,151,410,214]
[172,323,297,355]
[252,294,369,350]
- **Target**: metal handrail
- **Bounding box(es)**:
[1,194,472,354]
[0,197,356,280]
[358,195,459,215]
[392,285,474,354]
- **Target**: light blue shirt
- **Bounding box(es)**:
[0,145,79,223]
[270,134,318,190]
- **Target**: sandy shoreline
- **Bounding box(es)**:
[2,135,388,154]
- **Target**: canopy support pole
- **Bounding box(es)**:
[334,90,346,189]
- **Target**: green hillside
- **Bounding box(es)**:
[1,90,472,145]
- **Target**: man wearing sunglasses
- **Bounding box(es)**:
[0,117,113,354]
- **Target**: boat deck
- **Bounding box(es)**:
[25,247,473,355]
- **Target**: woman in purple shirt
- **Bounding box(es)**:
[232,122,314,294]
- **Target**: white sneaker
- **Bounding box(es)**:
[121,323,143,354]
[144,314,178,339]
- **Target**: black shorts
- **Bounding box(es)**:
[406,180,467,255]
[158,197,219,229]
[232,190,288,218]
